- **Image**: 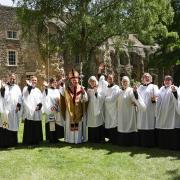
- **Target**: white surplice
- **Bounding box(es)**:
[156,86,180,129]
[137,84,159,129]
[87,88,105,127]
[0,84,22,131]
[22,86,42,121]
[42,88,64,126]
[117,87,146,133]
[98,75,108,92]
[104,85,119,129]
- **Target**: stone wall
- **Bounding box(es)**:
[0,5,47,89]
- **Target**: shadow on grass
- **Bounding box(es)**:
[166,169,180,180]
[1,140,180,160]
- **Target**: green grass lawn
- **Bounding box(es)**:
[0,121,180,180]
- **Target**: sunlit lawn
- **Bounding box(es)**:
[0,119,180,180]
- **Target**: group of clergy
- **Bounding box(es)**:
[0,65,180,151]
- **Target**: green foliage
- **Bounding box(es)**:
[150,0,180,69]
[16,0,174,53]
[170,0,180,35]
[125,0,174,45]
[15,0,174,79]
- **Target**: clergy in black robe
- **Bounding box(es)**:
[22,76,43,145]
[103,74,119,144]
[137,73,159,147]
[0,74,22,148]
[117,76,146,146]
[156,75,180,150]
[42,78,64,143]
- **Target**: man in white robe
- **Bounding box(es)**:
[87,76,105,143]
[103,74,119,144]
[42,78,64,143]
[137,73,159,147]
[117,76,146,146]
[0,74,22,147]
[61,70,88,144]
[156,75,180,150]
[22,76,43,145]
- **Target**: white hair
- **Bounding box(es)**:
[88,76,98,85]
[122,76,130,85]
[142,73,152,83]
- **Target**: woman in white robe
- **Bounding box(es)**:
[156,75,180,150]
[42,78,64,143]
[117,76,146,146]
[103,74,119,144]
[87,76,105,143]
[22,76,43,145]
[137,73,159,147]
[0,74,22,148]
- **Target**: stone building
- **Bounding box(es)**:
[0,5,62,89]
[1,5,167,88]
[0,5,38,87]
[89,35,159,85]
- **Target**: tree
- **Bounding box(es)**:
[15,0,174,79]
[149,0,180,85]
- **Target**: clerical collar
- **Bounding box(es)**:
[29,85,35,89]
[108,83,114,88]
[142,83,151,86]
[7,82,14,86]
[121,87,127,91]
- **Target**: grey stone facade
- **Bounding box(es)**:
[0,5,44,88]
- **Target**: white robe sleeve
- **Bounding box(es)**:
[177,87,180,115]
[2,86,11,112]
[59,86,65,96]
[16,86,22,105]
[87,89,105,117]
[22,86,29,98]
[173,87,180,115]
[0,86,7,113]
[82,91,88,102]
[98,75,108,91]
[130,91,146,111]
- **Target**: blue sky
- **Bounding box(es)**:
[0,0,17,6]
